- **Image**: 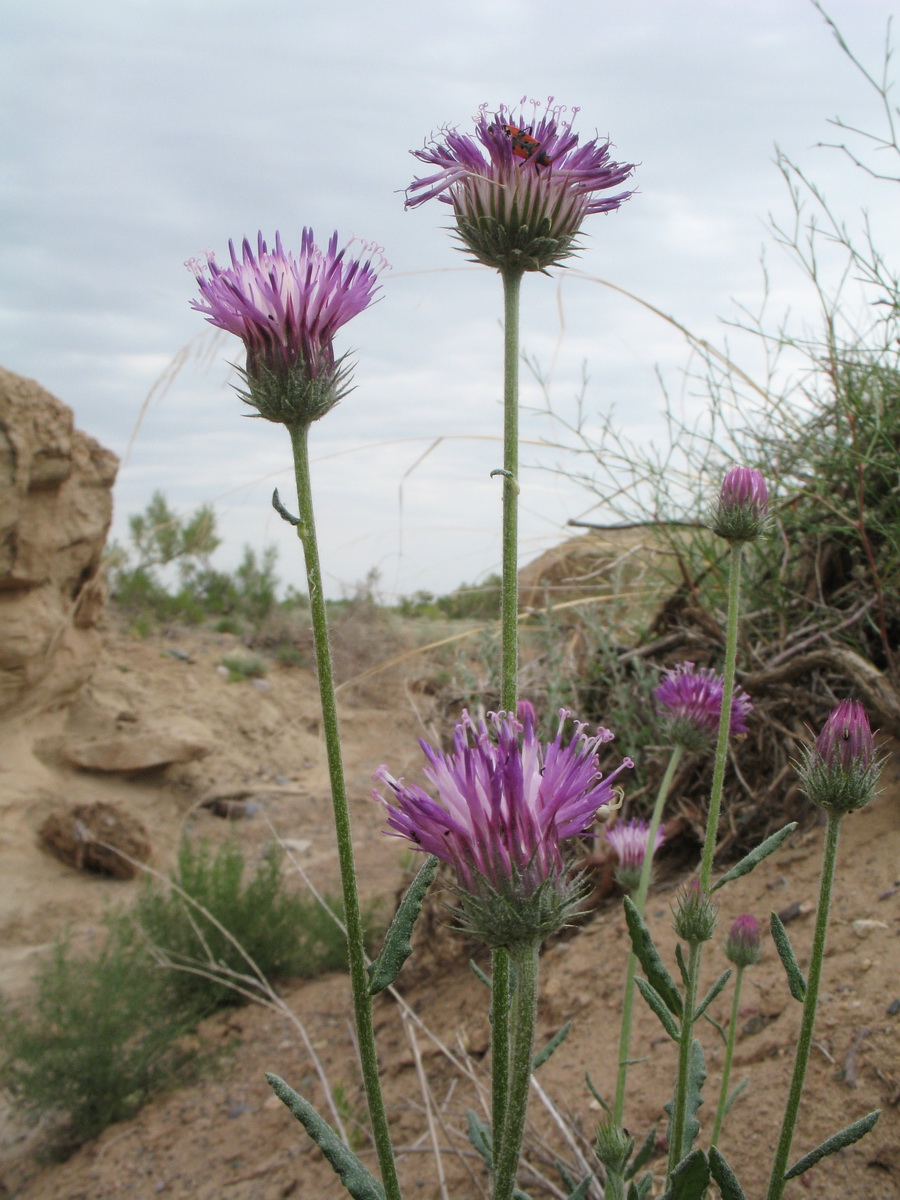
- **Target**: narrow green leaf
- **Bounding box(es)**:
[466,1108,493,1168]
[635,976,681,1040]
[723,1076,749,1117]
[532,1020,572,1071]
[562,1176,593,1200]
[265,1074,386,1200]
[708,1146,747,1199]
[693,968,733,1022]
[470,959,492,990]
[625,1125,657,1180]
[554,1160,578,1192]
[675,942,690,988]
[585,1070,613,1117]
[627,1173,654,1200]
[710,822,797,892]
[701,1009,728,1045]
[769,912,807,1002]
[784,1110,881,1180]
[661,1148,710,1200]
[681,1038,706,1158]
[367,855,438,994]
[624,896,684,1017]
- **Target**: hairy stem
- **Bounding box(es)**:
[490,948,511,1162]
[765,810,843,1200]
[710,964,744,1148]
[700,541,744,890]
[493,941,540,1200]
[667,941,701,1179]
[499,266,524,714]
[288,422,402,1200]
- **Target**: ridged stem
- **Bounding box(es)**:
[499,265,523,714]
[699,541,744,891]
[493,941,540,1200]
[765,810,843,1200]
[710,964,744,1148]
[490,948,511,1163]
[613,742,684,1123]
[287,422,402,1200]
[667,941,701,1179]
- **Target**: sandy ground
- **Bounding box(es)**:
[0,617,898,1199]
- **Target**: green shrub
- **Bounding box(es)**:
[0,924,198,1147]
[132,840,373,1011]
[220,652,268,680]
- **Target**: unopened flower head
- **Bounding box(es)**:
[595,1119,635,1175]
[724,914,762,968]
[655,661,752,750]
[673,879,718,945]
[373,701,632,947]
[189,230,383,427]
[711,466,770,542]
[405,98,636,273]
[605,818,665,893]
[797,699,883,814]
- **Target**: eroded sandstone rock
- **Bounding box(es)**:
[0,367,118,715]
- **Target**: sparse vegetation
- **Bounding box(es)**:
[0,840,379,1149]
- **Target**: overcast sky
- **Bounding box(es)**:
[4,0,900,599]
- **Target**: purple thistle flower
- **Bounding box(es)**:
[724,914,762,968]
[711,466,770,542]
[655,662,752,749]
[189,230,382,426]
[798,700,883,813]
[373,702,632,945]
[605,818,665,893]
[405,98,636,272]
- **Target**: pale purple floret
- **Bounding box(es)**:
[605,819,665,870]
[815,699,875,770]
[373,701,632,896]
[189,230,381,380]
[655,662,752,738]
[405,98,635,216]
[719,467,769,519]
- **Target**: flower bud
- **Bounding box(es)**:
[595,1119,635,1175]
[724,914,761,968]
[797,700,883,814]
[672,879,718,945]
[711,467,769,543]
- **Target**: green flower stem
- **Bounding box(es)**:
[492,265,524,1175]
[667,941,702,1179]
[710,964,744,1148]
[765,810,843,1200]
[287,422,402,1200]
[493,940,540,1200]
[699,541,744,891]
[499,265,524,715]
[490,948,511,1162]
[613,742,684,1123]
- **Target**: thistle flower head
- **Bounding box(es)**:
[711,466,770,542]
[373,701,632,947]
[189,230,382,426]
[654,661,752,750]
[724,914,762,968]
[673,879,718,945]
[797,700,883,813]
[605,818,665,893]
[405,98,636,273]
